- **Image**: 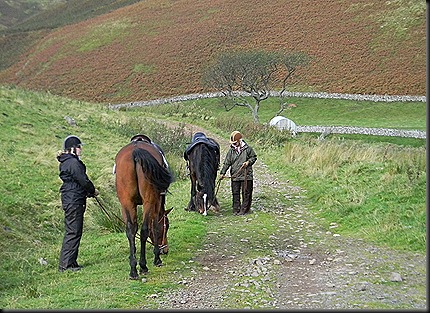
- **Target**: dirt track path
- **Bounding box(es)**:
[150,122,427,309]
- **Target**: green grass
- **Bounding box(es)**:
[73,19,131,52]
[0,85,426,308]
[133,96,426,130]
[261,138,426,252]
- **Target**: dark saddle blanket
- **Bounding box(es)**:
[184,132,220,161]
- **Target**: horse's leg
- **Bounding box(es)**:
[187,173,197,211]
[147,214,163,267]
[141,212,163,268]
[202,193,208,216]
[153,228,163,267]
[153,246,162,266]
[211,194,221,212]
[139,217,149,274]
[124,209,139,280]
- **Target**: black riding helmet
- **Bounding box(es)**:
[63,135,83,150]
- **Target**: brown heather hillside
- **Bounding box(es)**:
[0,0,425,104]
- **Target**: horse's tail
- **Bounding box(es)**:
[132,148,173,192]
[197,144,218,202]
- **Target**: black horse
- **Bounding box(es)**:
[184,132,220,215]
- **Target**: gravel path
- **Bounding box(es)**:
[147,126,427,310]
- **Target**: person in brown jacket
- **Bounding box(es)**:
[219,131,257,215]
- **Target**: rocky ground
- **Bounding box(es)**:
[148,124,427,310]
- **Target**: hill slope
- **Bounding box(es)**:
[0,86,426,309]
[0,0,61,31]
[0,0,425,103]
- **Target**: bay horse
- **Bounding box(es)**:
[184,132,220,216]
[114,134,173,279]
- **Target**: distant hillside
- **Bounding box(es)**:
[0,0,62,31]
[1,0,141,32]
[0,0,142,70]
[0,0,425,104]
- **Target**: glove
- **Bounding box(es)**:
[89,189,100,197]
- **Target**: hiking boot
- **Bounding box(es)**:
[71,262,83,269]
[59,263,82,272]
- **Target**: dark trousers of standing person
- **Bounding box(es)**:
[59,203,85,270]
[231,180,253,215]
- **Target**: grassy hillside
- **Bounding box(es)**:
[0,0,425,104]
[0,86,425,308]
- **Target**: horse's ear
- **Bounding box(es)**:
[165,207,173,215]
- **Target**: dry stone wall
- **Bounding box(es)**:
[109,92,426,139]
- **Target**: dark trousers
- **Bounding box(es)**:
[59,203,85,269]
[231,180,253,214]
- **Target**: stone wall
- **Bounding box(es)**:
[108,92,426,139]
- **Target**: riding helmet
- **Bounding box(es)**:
[63,135,83,150]
[229,131,242,144]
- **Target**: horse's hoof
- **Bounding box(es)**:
[129,275,140,280]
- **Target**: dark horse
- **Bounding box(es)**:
[114,134,173,279]
[184,132,220,216]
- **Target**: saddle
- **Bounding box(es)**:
[130,134,169,168]
[183,132,220,161]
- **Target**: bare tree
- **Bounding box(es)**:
[202,50,310,123]
[276,52,311,116]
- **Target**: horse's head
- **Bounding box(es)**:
[150,207,173,255]
[194,191,210,216]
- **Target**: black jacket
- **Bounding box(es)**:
[57,153,96,206]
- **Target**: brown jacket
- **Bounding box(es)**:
[220,141,257,181]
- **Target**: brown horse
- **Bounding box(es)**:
[114,135,173,279]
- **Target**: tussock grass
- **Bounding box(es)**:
[283,138,426,177]
[263,137,426,252]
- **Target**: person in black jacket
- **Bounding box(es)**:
[57,135,99,272]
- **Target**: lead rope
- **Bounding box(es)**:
[93,195,142,240]
[158,192,168,249]
[215,163,247,197]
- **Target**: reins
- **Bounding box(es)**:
[93,196,123,225]
[93,194,171,247]
[93,195,141,240]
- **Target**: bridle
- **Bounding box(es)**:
[157,214,168,250]
[147,213,169,249]
[147,191,169,250]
